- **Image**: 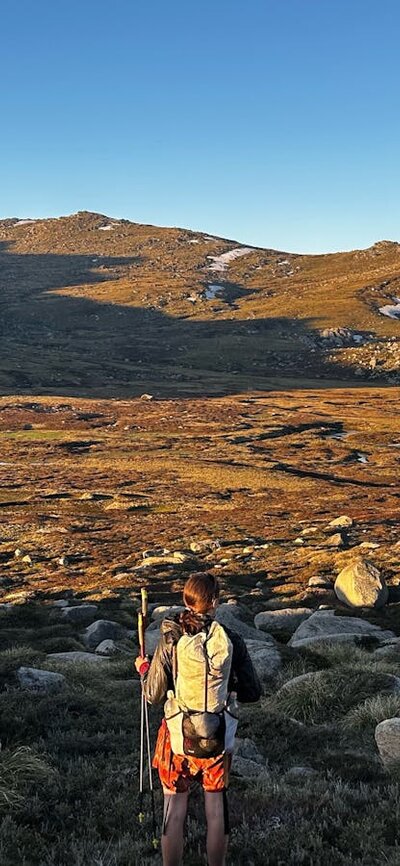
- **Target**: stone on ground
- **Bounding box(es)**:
[216,607,273,643]
[375,639,400,658]
[61,604,98,623]
[151,605,185,622]
[231,756,269,779]
[244,639,282,686]
[135,552,194,570]
[375,718,400,768]
[46,651,109,664]
[95,639,120,655]
[17,666,66,692]
[254,607,312,635]
[82,619,127,648]
[308,576,332,588]
[289,610,395,649]
[327,515,354,529]
[334,558,388,608]
[234,737,264,763]
[324,533,345,549]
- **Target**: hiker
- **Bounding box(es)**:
[135,571,262,866]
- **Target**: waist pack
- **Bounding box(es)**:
[164,620,239,758]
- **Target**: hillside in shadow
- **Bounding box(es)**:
[0,243,396,397]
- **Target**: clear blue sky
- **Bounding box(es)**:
[1,0,399,253]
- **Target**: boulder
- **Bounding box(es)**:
[82,620,127,649]
[293,632,385,650]
[142,547,170,558]
[46,651,109,664]
[375,718,400,768]
[216,607,272,643]
[61,604,98,623]
[327,515,353,529]
[217,602,244,619]
[254,608,311,636]
[95,639,120,656]
[17,666,66,692]
[334,559,388,608]
[359,542,380,550]
[134,552,195,570]
[234,737,264,763]
[244,639,282,686]
[231,756,269,779]
[308,576,332,589]
[151,605,185,622]
[289,610,395,649]
[375,639,400,658]
[324,533,345,549]
[145,626,161,655]
[189,539,221,553]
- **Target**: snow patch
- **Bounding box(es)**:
[13,219,35,226]
[205,284,225,300]
[379,298,400,319]
[207,247,253,273]
[98,222,120,231]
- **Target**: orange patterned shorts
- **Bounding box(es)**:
[152,719,231,793]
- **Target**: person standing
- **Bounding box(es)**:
[135,572,262,866]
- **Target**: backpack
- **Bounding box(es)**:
[164,619,239,758]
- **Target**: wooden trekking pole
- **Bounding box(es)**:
[137,588,158,848]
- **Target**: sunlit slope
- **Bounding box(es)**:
[0,212,399,395]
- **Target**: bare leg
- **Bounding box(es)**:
[161,791,189,866]
[204,791,229,866]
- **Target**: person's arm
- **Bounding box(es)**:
[228,630,262,702]
[135,620,180,704]
[142,637,174,705]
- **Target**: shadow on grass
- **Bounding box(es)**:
[0,241,390,398]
